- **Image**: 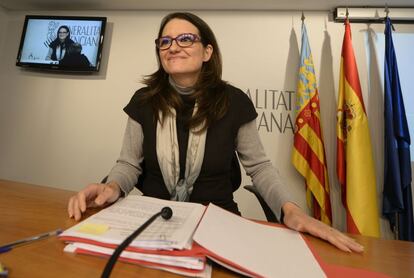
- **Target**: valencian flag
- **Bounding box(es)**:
[336,20,380,237]
[383,17,414,241]
[292,21,332,225]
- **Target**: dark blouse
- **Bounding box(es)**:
[123,84,257,214]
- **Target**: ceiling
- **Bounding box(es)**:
[0,0,413,11]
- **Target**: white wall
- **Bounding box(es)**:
[1,9,413,238]
[0,6,7,55]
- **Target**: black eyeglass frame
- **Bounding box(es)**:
[155,33,202,50]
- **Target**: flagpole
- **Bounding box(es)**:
[395,213,400,240]
[385,4,389,19]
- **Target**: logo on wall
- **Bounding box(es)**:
[245,88,295,134]
[44,21,61,47]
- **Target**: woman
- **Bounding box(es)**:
[45,25,74,61]
[68,12,363,253]
[59,43,91,67]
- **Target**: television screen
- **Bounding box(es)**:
[16,15,106,72]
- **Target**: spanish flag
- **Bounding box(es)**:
[292,21,332,225]
[336,20,380,237]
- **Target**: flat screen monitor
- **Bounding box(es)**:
[16,15,106,72]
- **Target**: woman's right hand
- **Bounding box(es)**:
[67,182,121,221]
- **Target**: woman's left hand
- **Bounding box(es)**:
[282,202,364,253]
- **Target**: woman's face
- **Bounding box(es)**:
[158,18,212,86]
[58,27,69,41]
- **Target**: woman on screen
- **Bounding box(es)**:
[59,43,91,67]
[45,25,74,61]
[68,12,364,253]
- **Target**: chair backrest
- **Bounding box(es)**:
[227,153,279,223]
[244,185,278,223]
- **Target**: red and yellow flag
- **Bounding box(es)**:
[292,22,332,225]
[336,20,380,237]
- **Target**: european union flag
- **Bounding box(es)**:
[383,17,414,241]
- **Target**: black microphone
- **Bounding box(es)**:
[101,206,173,278]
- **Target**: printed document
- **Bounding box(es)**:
[60,195,205,250]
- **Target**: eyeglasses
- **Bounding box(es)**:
[155,33,201,50]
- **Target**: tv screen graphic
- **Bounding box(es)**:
[16,15,106,72]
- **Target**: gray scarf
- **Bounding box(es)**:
[156,78,207,201]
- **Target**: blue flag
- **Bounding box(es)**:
[383,17,414,241]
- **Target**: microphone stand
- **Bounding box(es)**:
[101,206,173,278]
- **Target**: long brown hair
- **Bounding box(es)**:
[141,12,228,131]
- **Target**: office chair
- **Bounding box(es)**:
[243,185,278,223]
[229,153,278,223]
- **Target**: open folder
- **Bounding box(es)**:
[59,195,325,277]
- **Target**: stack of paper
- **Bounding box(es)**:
[60,195,211,277]
[60,195,326,277]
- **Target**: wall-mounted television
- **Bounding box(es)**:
[16,15,106,72]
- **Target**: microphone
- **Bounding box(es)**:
[101,206,173,278]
